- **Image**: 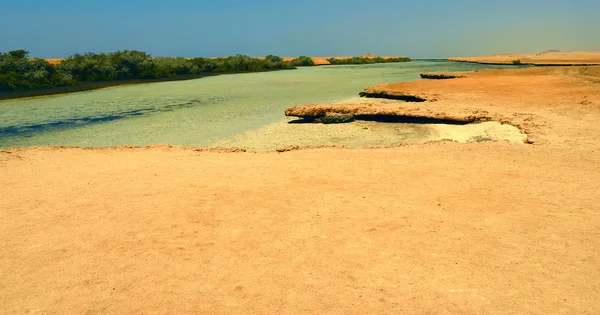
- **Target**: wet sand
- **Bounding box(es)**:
[209,116,525,152]
[2,65,600,314]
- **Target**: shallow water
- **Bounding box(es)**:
[0,62,518,149]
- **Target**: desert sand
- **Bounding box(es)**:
[289,66,600,145]
[43,58,63,66]
[2,65,600,314]
[449,50,600,65]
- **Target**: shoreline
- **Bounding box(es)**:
[449,59,599,66]
[0,74,222,101]
[0,70,287,101]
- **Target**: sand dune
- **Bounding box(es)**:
[449,50,600,65]
[44,58,63,65]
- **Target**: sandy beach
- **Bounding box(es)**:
[2,64,600,313]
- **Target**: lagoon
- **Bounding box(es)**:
[0,62,517,149]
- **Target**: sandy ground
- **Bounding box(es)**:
[361,66,600,146]
[2,65,600,314]
[449,50,600,65]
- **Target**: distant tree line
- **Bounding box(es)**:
[327,56,411,65]
[0,50,413,94]
[0,50,296,92]
[0,50,73,91]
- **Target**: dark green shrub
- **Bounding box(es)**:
[1,50,297,93]
[292,56,315,66]
[327,56,411,65]
[0,50,74,90]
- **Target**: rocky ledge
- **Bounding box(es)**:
[286,66,600,146]
[420,72,465,80]
[285,103,486,124]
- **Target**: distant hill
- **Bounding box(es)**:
[449,51,600,65]
[587,45,600,52]
[537,49,561,55]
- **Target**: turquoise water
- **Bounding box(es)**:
[0,62,516,148]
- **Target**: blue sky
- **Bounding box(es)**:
[1,0,598,58]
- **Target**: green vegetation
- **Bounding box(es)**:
[291,56,315,67]
[328,56,411,65]
[0,50,415,99]
[512,59,522,65]
[0,50,74,91]
[0,50,295,94]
